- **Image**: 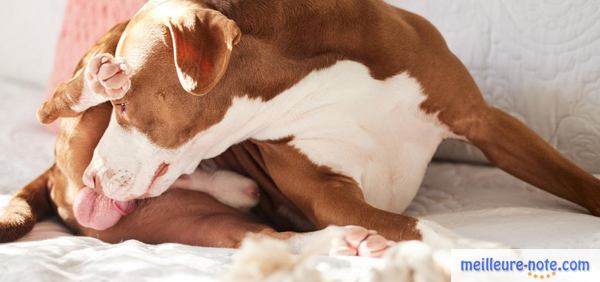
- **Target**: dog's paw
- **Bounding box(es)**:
[84,53,131,100]
[172,169,260,211]
[210,170,260,211]
[329,226,395,258]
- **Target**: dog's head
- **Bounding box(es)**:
[40,0,242,201]
[87,1,243,201]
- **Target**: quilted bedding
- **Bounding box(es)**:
[2,0,600,281]
[390,0,600,173]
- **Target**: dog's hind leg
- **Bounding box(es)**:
[424,53,600,216]
[449,104,600,215]
[406,40,600,215]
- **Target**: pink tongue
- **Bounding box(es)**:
[73,187,137,230]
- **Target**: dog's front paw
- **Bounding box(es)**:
[209,170,260,211]
[85,53,131,100]
[172,169,260,211]
[330,226,395,258]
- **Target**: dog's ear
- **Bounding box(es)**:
[167,9,241,96]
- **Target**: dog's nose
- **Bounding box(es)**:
[85,168,135,201]
[102,169,135,198]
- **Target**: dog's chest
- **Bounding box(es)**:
[202,61,451,213]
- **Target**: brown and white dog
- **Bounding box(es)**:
[37,0,600,247]
[0,21,395,259]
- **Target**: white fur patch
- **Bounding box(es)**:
[250,62,451,212]
[70,82,108,113]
